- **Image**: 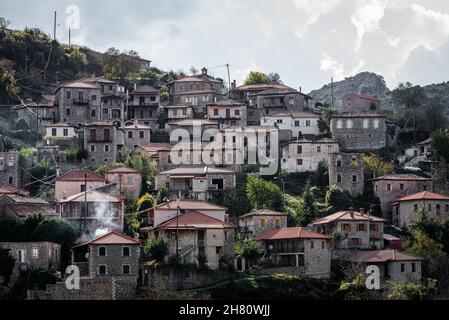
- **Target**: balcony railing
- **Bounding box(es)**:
[72,99,90,106]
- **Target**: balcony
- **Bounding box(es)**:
[72,99,90,106]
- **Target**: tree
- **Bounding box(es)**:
[223,174,252,217]
[244,71,271,86]
[297,181,318,226]
[246,176,283,211]
[0,248,15,286]
[337,274,371,300]
[268,72,282,84]
[144,237,169,263]
[189,66,199,75]
[325,185,353,213]
[391,82,427,143]
[101,47,141,80]
[386,279,437,300]
[363,154,394,179]
[234,240,264,265]
[0,58,21,100]
[422,100,448,133]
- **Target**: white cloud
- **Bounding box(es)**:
[320,54,345,80]
[351,0,386,50]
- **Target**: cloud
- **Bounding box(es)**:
[351,0,386,50]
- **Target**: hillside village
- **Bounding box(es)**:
[2,22,449,301]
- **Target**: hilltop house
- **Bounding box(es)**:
[389,191,449,227]
[57,189,125,236]
[281,138,340,173]
[343,93,381,113]
[330,113,387,152]
[238,209,288,239]
[55,169,106,203]
[154,167,236,201]
[253,228,332,279]
[312,209,386,250]
[372,174,433,222]
[14,95,57,134]
[328,152,365,196]
[404,138,432,160]
[149,211,235,270]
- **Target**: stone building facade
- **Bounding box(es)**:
[238,209,288,239]
[206,99,247,129]
[83,121,119,168]
[329,153,364,196]
[0,152,20,187]
[342,93,381,113]
[128,85,160,130]
[105,167,142,200]
[372,174,433,221]
[330,113,387,152]
[55,169,106,203]
[122,123,151,150]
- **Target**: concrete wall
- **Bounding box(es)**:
[395,199,449,227]
[55,180,105,203]
[238,215,288,237]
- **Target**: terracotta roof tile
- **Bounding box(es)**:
[156,200,228,211]
[254,227,332,241]
[240,209,287,218]
[392,191,449,203]
[73,231,140,248]
[350,250,422,263]
[57,170,106,182]
[6,204,58,218]
[371,174,432,182]
[313,211,386,225]
[155,211,235,230]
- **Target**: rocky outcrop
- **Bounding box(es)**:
[309,72,392,110]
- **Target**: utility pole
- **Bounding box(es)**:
[68,27,71,46]
[176,203,180,265]
[226,63,231,96]
[330,77,334,118]
[84,172,88,234]
[53,11,57,40]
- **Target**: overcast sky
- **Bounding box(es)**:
[2,0,449,92]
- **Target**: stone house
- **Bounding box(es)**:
[165,105,195,125]
[261,111,320,140]
[57,189,125,236]
[281,138,340,173]
[0,184,29,197]
[139,144,171,169]
[168,119,219,141]
[155,167,236,201]
[44,123,78,145]
[0,152,20,187]
[343,93,381,113]
[372,174,433,222]
[122,123,151,150]
[14,97,57,134]
[253,228,332,279]
[389,191,449,227]
[105,167,142,200]
[167,68,225,115]
[143,200,229,229]
[313,209,386,250]
[0,242,61,279]
[127,85,160,130]
[330,113,387,152]
[328,153,364,196]
[0,194,59,221]
[83,121,120,168]
[149,211,235,270]
[55,169,106,203]
[55,81,102,125]
[72,231,140,278]
[348,250,422,286]
[206,99,247,129]
[238,209,288,239]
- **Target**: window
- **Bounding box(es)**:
[99,265,107,275]
[128,131,133,139]
[373,119,380,129]
[214,109,219,116]
[317,146,321,153]
[103,108,109,114]
[346,120,353,129]
[350,238,360,247]
[341,224,352,232]
[275,219,281,228]
[90,129,97,141]
[295,121,300,127]
[400,184,404,191]
[322,241,325,249]
[297,146,303,154]
[98,247,106,256]
[52,128,57,136]
[412,263,416,272]
[277,119,283,124]
[352,174,358,183]
[17,250,26,263]
[78,92,84,102]
[32,248,39,259]
[297,159,303,166]
[123,265,130,275]
[414,204,419,212]
[363,119,369,129]
[260,219,267,227]
[305,120,311,127]
[92,95,97,101]
[112,110,121,119]
[428,204,432,212]
[337,173,342,184]
[357,224,367,232]
[139,131,145,139]
[337,120,343,129]
[310,241,314,249]
[104,129,111,141]
[446,205,449,213]
[104,145,110,152]
[66,108,71,116]
[63,129,69,137]
[66,91,72,99]
[387,184,392,192]
[401,263,405,272]
[423,184,427,191]
[235,109,240,116]
[370,224,380,232]
[90,145,96,152]
[351,156,358,167]
[9,177,13,184]
[91,109,96,117]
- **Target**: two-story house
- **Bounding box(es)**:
[206,99,247,129]
[83,121,120,168]
[128,85,160,130]
[165,105,195,126]
[281,138,340,173]
[261,111,320,140]
[328,152,365,196]
[55,169,106,203]
[0,152,20,187]
[330,113,387,152]
[0,194,59,222]
[122,123,151,150]
[389,191,449,227]
[238,209,288,239]
[372,174,433,222]
[343,93,381,113]
[44,123,78,145]
[105,167,142,200]
[154,167,236,201]
[313,208,386,250]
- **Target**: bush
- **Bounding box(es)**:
[144,237,169,263]
[234,240,264,264]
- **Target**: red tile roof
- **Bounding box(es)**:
[240,209,287,218]
[391,191,449,203]
[371,174,432,182]
[350,250,422,263]
[154,211,235,230]
[313,211,386,225]
[57,170,106,182]
[350,93,380,101]
[156,200,228,211]
[106,167,140,174]
[6,203,58,218]
[254,228,331,241]
[0,185,29,196]
[73,231,140,248]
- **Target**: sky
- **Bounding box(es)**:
[2,0,449,92]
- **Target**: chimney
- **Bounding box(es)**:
[134,83,137,91]
[231,80,236,90]
[91,73,96,79]
[271,80,279,85]
[349,207,355,218]
[63,191,67,200]
[202,67,208,75]
[134,233,140,241]
[299,86,302,93]
[360,208,366,216]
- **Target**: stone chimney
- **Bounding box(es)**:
[231,80,236,90]
[134,233,140,241]
[360,208,366,216]
[349,207,355,218]
[202,67,208,75]
[91,73,96,79]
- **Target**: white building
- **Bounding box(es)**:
[281,138,340,173]
[261,111,320,139]
[44,123,78,144]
